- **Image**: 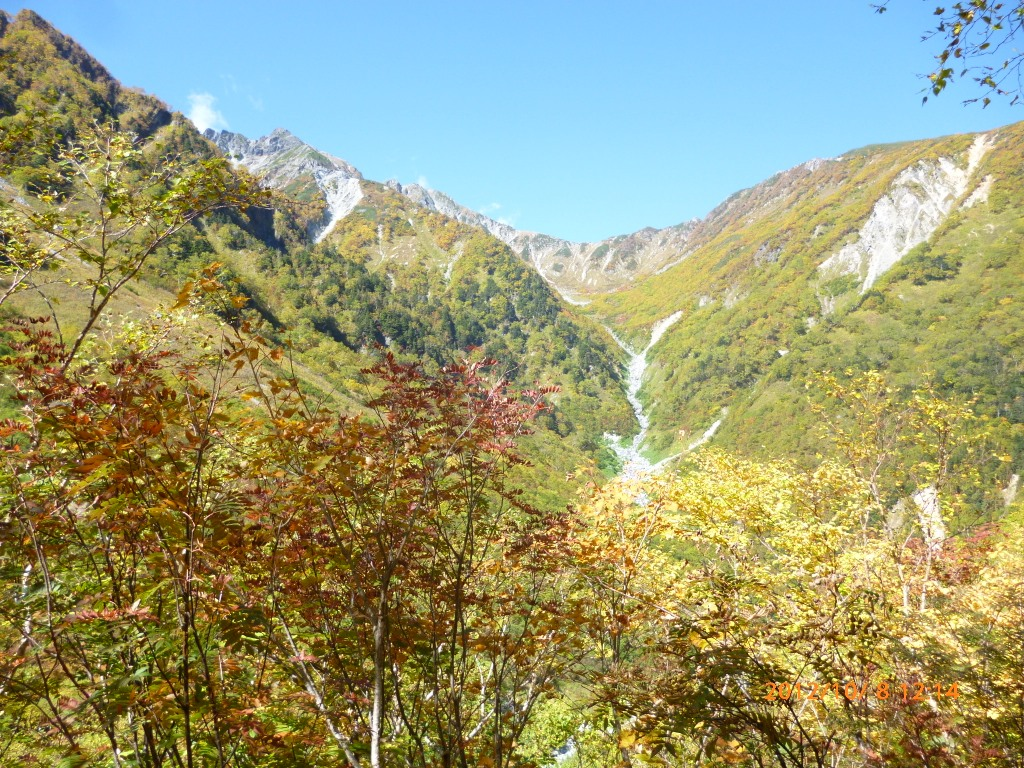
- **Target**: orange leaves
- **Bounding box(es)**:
[1,286,570,765]
[65,604,158,624]
[218,343,575,764]
[0,312,296,762]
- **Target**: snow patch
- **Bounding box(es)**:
[687,418,723,452]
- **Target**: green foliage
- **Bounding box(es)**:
[877,1,1024,106]
[193,181,634,478]
[0,10,171,140]
[0,297,591,768]
[3,13,1024,766]
[0,4,632,501]
[0,121,266,369]
[587,125,1024,475]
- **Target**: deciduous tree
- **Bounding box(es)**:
[877,1,1024,105]
[0,120,264,369]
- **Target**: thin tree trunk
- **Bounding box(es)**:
[371,595,387,768]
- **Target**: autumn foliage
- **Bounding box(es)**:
[581,379,1024,768]
[0,303,586,767]
[1,120,1022,768]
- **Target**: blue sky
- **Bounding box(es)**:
[11,1,1023,242]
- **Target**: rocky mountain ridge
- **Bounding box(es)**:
[3,7,1022,481]
[207,124,1000,313]
[384,179,699,298]
[207,128,700,297]
[207,128,363,243]
[0,7,633,497]
[205,122,1022,473]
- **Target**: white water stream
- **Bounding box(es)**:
[603,311,683,478]
[552,313,685,764]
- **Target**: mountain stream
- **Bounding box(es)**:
[603,311,683,478]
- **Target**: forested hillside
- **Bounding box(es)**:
[588,129,1024,474]
[0,9,633,499]
[1,9,1023,768]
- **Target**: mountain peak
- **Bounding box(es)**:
[8,8,117,87]
[11,8,49,28]
[206,128,364,242]
[206,128,361,179]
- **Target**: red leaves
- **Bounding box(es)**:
[65,605,157,624]
[1,297,568,765]
[933,522,999,585]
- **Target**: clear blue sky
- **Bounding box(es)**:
[10,1,1024,242]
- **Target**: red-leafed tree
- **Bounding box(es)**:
[231,344,584,768]
[0,284,581,767]
[0,315,272,767]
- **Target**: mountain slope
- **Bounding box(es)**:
[0,9,173,140]
[203,129,637,468]
[219,114,1018,478]
[586,125,1023,474]
[0,10,634,504]
[3,8,1021,489]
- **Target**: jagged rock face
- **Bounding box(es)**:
[207,128,362,185]
[386,181,522,244]
[386,181,699,299]
[819,135,992,292]
[206,128,363,242]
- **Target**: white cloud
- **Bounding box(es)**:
[416,175,431,189]
[187,92,229,133]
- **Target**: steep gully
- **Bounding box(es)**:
[602,312,683,478]
[595,137,994,478]
[602,311,726,478]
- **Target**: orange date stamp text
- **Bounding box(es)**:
[763,680,961,703]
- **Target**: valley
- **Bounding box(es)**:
[603,310,682,477]
[208,118,1024,475]
[1,8,1023,767]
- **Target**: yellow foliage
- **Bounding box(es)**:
[574,427,1023,765]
